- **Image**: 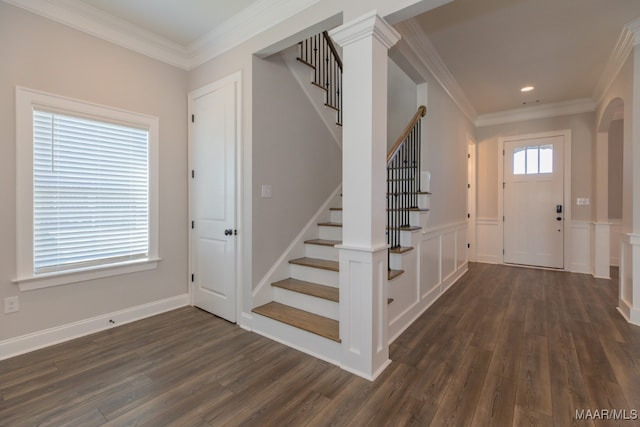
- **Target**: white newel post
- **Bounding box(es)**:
[329,11,400,380]
[620,25,640,326]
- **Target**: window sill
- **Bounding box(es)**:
[13,258,161,292]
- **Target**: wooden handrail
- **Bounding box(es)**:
[322,31,343,70]
[387,105,427,163]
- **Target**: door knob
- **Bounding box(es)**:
[556,217,562,221]
[224,229,233,236]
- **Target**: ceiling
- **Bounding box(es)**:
[80,0,260,46]
[20,0,640,117]
[413,0,640,115]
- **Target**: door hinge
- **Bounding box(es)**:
[191,274,195,282]
[503,182,505,189]
[467,243,470,249]
[467,213,471,218]
[503,149,505,155]
[191,220,195,229]
[503,216,505,222]
[191,170,195,179]
[468,153,471,159]
[191,114,195,123]
[503,249,505,255]
[468,183,471,189]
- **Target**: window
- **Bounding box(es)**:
[15,87,159,290]
[513,144,553,175]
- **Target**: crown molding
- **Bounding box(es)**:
[3,0,319,70]
[475,97,597,128]
[3,0,191,69]
[592,26,635,103]
[393,18,478,123]
[187,0,320,68]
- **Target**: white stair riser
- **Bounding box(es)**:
[290,264,339,287]
[389,253,403,270]
[273,288,339,320]
[318,225,342,241]
[330,210,342,223]
[387,211,425,227]
[305,244,339,261]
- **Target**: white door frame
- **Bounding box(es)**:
[467,134,477,262]
[188,71,243,320]
[498,129,572,268]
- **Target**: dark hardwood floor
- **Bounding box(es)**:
[2,263,640,426]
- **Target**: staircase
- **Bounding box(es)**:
[251,32,430,356]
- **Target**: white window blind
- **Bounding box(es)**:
[33,109,150,274]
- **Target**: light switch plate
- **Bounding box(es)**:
[261,184,272,198]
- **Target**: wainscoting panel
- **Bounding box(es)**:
[388,221,468,343]
[476,218,500,264]
[610,219,624,267]
[569,221,591,274]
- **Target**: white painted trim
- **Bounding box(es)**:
[329,10,400,50]
[393,18,477,123]
[187,71,243,322]
[0,294,189,361]
[569,221,592,274]
[476,98,597,128]
[467,135,477,262]
[3,0,319,70]
[498,130,572,270]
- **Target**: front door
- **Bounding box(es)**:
[189,74,239,322]
[504,135,564,269]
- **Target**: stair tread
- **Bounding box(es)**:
[289,257,339,272]
[329,207,342,211]
[318,222,343,228]
[296,57,315,69]
[387,225,422,231]
[305,239,341,247]
[387,208,430,212]
[387,191,432,195]
[272,278,339,302]
[390,246,414,254]
[388,269,404,280]
[252,302,340,342]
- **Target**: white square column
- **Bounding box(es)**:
[330,11,400,380]
[620,28,640,326]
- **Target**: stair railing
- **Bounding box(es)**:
[386,106,427,256]
[298,31,343,126]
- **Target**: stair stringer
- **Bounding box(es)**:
[281,45,342,149]
[251,184,342,308]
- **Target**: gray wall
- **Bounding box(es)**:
[388,59,418,150]
[251,54,342,286]
[0,3,188,341]
[608,119,624,220]
[476,112,595,221]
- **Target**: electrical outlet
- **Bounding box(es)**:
[4,296,19,314]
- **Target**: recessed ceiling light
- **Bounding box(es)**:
[521,86,535,92]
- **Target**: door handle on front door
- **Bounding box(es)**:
[224,229,233,236]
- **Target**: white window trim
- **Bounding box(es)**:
[14,87,160,291]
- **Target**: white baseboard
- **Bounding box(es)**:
[0,294,189,361]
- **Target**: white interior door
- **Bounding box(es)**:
[504,136,564,268]
[189,75,238,322]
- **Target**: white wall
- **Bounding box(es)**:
[0,3,188,344]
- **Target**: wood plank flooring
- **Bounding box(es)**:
[2,263,640,426]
